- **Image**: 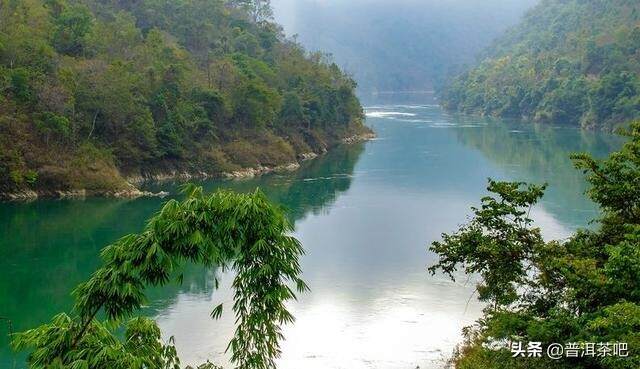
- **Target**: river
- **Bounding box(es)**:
[0,95,622,369]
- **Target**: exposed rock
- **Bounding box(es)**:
[0,187,169,201]
[298,152,318,161]
[56,189,88,198]
[274,162,301,172]
[223,167,262,179]
[2,129,375,201]
[127,171,214,185]
[341,131,377,144]
[111,188,169,199]
[1,190,39,201]
[223,162,301,179]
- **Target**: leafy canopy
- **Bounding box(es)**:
[430,122,640,369]
[13,185,309,369]
[442,0,640,130]
[0,0,366,194]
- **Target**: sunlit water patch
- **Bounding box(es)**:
[0,101,623,369]
[365,111,417,118]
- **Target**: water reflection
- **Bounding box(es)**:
[0,101,622,369]
[148,105,620,369]
[452,115,622,231]
[0,144,365,368]
[142,143,365,223]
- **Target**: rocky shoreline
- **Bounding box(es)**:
[1,133,375,201]
[125,151,320,184]
[341,131,377,144]
[1,186,170,201]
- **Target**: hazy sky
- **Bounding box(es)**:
[270,0,538,94]
[272,0,539,37]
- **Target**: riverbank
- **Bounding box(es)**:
[1,103,619,369]
[0,130,375,201]
[1,186,170,201]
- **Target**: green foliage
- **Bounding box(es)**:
[13,186,309,369]
[0,146,32,190]
[442,0,640,130]
[9,68,33,103]
[13,314,181,369]
[36,112,71,144]
[187,363,224,369]
[571,123,640,223]
[430,122,640,369]
[430,180,546,306]
[0,0,366,193]
[9,169,37,186]
[52,4,94,56]
[280,92,305,126]
[233,79,281,128]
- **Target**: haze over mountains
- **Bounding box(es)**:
[272,0,538,97]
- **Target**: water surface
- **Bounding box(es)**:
[0,100,622,369]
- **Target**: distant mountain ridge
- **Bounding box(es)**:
[272,0,536,96]
[441,0,640,130]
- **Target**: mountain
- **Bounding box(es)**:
[441,0,640,130]
[0,0,369,198]
[271,0,537,97]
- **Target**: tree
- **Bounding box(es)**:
[279,92,305,126]
[52,4,94,56]
[13,186,309,369]
[429,122,640,369]
[9,68,33,103]
[231,0,273,23]
[571,122,640,225]
[441,0,640,129]
[232,79,281,127]
[251,0,273,23]
[429,180,547,308]
[0,0,367,194]
[35,112,71,145]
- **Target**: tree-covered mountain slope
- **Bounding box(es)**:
[441,0,640,130]
[0,0,369,198]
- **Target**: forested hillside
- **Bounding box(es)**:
[0,0,368,197]
[441,0,640,130]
